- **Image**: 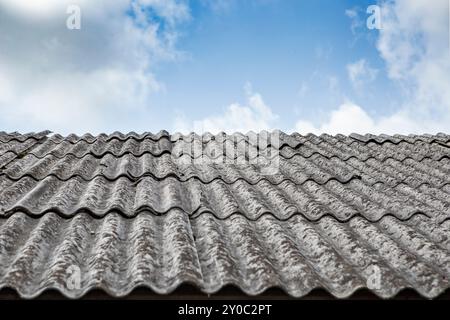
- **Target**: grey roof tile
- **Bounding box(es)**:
[0,153,360,184]
[0,175,445,221]
[0,211,449,299]
[48,131,170,143]
[0,139,42,157]
[349,133,450,145]
[0,131,50,143]
[27,136,174,158]
[0,152,17,169]
[0,132,449,299]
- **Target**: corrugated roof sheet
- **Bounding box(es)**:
[0,176,448,222]
[1,211,450,299]
[0,131,449,299]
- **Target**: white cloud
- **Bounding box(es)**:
[295,0,450,134]
[373,0,450,131]
[175,0,449,135]
[2,0,448,136]
[294,102,441,135]
[345,7,363,35]
[347,59,378,89]
[377,0,450,120]
[174,84,278,133]
[0,0,64,17]
[137,0,190,24]
[0,0,189,134]
[345,8,358,18]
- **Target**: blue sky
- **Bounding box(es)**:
[156,0,394,127]
[0,0,449,134]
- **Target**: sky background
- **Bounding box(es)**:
[0,0,449,134]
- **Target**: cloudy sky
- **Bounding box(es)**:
[0,0,449,134]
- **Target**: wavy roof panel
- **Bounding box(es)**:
[0,211,449,299]
[0,131,449,299]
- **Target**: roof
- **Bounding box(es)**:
[0,130,449,299]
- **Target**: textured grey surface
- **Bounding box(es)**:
[0,139,42,158]
[26,137,174,158]
[0,176,448,222]
[0,211,449,299]
[0,131,50,143]
[0,131,449,299]
[0,153,360,184]
[48,131,170,143]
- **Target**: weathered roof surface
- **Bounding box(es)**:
[1,211,450,299]
[0,131,449,299]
